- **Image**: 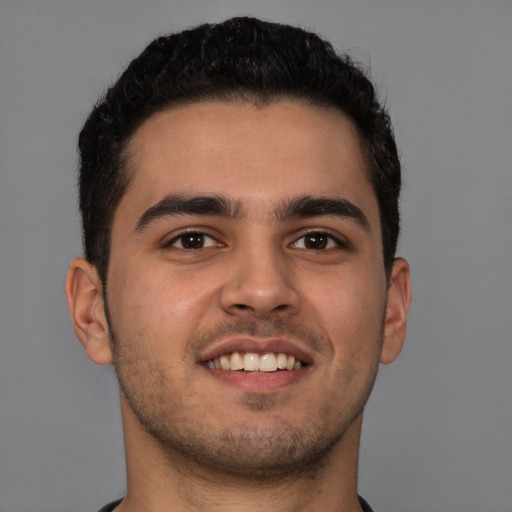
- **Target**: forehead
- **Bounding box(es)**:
[118,100,378,225]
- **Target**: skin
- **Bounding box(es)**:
[66,101,411,511]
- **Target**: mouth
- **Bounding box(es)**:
[205,351,305,372]
[199,339,314,392]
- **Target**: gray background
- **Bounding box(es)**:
[0,1,510,511]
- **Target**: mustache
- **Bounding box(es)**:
[189,318,327,355]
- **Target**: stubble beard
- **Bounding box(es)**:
[109,317,381,482]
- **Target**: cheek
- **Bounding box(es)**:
[307,266,387,355]
[107,261,218,345]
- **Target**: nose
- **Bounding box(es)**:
[219,245,301,319]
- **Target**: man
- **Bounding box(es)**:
[66,17,411,512]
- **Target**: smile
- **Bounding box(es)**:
[205,352,304,372]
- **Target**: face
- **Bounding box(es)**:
[103,101,397,477]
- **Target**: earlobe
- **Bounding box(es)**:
[380,257,412,364]
[65,258,113,365]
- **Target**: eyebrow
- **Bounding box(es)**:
[135,194,370,232]
[275,195,370,230]
[135,195,241,232]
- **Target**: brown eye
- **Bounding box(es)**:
[181,233,204,249]
[291,232,344,250]
[169,233,218,249]
[304,233,329,249]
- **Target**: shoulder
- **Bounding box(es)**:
[359,495,376,512]
[97,498,123,512]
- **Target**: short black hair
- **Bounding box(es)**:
[78,16,402,284]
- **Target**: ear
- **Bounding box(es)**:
[380,257,412,364]
[65,258,113,365]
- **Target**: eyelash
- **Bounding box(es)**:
[290,231,348,251]
[166,231,220,250]
[165,229,348,251]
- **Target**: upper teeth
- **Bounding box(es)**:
[206,352,303,372]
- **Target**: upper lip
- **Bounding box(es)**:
[198,337,316,365]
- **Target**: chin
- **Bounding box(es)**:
[137,407,360,481]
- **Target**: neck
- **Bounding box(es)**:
[116,396,365,512]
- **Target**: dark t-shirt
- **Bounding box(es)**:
[97,500,122,512]
[98,496,375,511]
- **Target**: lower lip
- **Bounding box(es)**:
[201,366,308,392]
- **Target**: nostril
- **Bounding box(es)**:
[234,304,251,310]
